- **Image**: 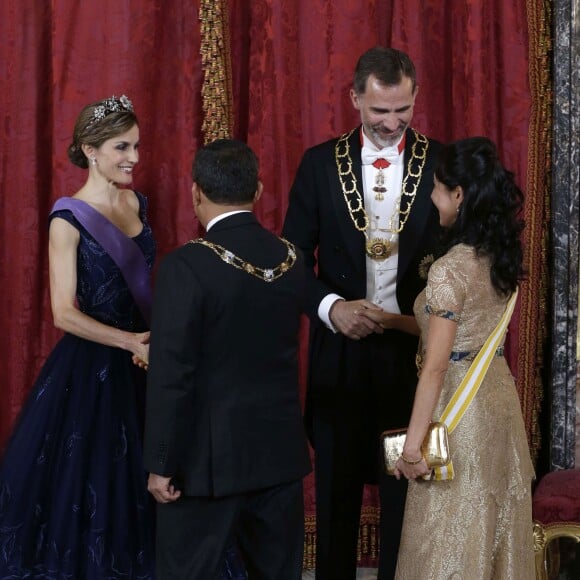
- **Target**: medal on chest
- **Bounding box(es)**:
[372,158,389,201]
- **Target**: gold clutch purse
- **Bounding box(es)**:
[381,421,450,476]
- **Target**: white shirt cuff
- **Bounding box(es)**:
[318,294,344,333]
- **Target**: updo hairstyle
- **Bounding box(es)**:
[67,97,138,169]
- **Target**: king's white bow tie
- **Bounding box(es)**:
[361,146,403,166]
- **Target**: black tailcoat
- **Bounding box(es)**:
[283,126,441,437]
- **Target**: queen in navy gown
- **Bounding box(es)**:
[0,193,156,579]
[0,96,246,580]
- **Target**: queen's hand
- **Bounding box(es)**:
[132,355,148,370]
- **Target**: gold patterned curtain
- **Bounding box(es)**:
[199,0,233,142]
[517,0,552,461]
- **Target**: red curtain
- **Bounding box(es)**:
[1,0,541,569]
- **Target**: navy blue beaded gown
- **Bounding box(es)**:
[0,193,247,580]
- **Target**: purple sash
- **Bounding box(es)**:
[50,197,152,325]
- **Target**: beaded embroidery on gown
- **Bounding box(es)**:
[395,244,535,580]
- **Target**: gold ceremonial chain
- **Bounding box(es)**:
[335,129,429,260]
[188,237,297,282]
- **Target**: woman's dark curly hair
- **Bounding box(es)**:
[435,137,525,296]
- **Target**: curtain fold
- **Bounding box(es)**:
[1,1,56,446]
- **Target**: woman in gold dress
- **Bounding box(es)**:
[393,137,535,579]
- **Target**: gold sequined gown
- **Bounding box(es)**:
[395,244,535,580]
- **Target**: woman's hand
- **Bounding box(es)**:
[132,355,149,370]
[130,331,150,368]
[358,309,420,336]
[394,454,431,480]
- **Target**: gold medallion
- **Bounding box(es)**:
[365,238,391,260]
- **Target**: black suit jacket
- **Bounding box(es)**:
[143,212,312,497]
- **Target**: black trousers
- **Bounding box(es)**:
[307,329,418,580]
[155,479,304,580]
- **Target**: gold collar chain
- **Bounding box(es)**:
[335,128,429,235]
[188,237,297,282]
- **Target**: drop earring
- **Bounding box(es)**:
[90,156,97,166]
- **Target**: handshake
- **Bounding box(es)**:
[329,299,417,340]
[131,331,150,370]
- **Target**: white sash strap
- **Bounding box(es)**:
[433,289,518,481]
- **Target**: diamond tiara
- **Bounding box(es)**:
[87,95,134,128]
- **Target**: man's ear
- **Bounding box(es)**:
[254,181,264,202]
[349,88,361,111]
[192,182,202,206]
[412,84,419,102]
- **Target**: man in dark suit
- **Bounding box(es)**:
[282,47,441,580]
[143,139,312,580]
